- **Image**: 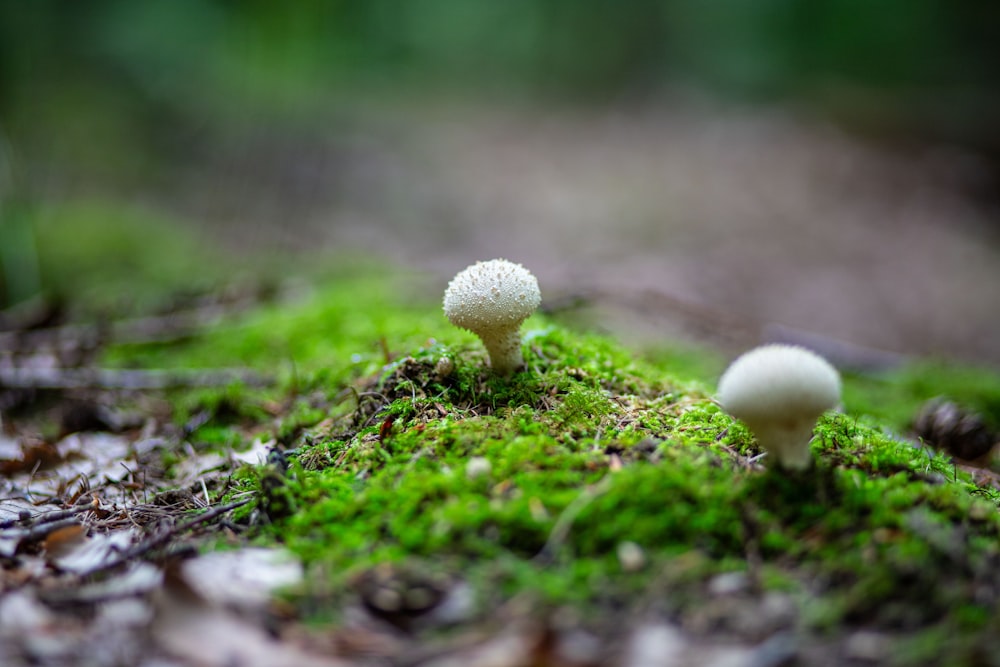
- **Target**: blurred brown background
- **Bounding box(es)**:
[2,1,999,364]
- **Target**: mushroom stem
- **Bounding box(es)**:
[751,421,819,470]
[479,329,525,376]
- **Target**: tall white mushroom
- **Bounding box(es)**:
[443,259,541,375]
[717,344,841,470]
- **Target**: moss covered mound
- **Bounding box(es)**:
[104,266,1000,664]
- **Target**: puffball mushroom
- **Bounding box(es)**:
[443,259,541,375]
[717,344,841,470]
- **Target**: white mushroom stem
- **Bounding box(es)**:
[476,328,525,376]
[740,419,823,470]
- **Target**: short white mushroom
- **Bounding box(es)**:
[443,259,541,375]
[717,344,841,470]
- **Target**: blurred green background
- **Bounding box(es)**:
[3,0,999,193]
[1,1,999,365]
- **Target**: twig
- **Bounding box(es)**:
[83,498,251,575]
[542,286,757,346]
[0,297,264,353]
[199,479,211,508]
[534,477,613,564]
[0,366,270,390]
[356,390,391,403]
[0,294,57,333]
[542,286,908,371]
[0,501,98,530]
[763,322,907,371]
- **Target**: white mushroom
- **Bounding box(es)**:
[443,259,541,375]
[717,344,841,470]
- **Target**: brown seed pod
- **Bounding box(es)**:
[914,398,996,461]
[353,562,450,630]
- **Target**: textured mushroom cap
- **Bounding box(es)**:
[443,259,541,334]
[718,344,841,424]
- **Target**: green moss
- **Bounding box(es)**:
[165,304,994,641]
[68,227,1000,659]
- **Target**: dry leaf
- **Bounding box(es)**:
[0,439,62,476]
[48,527,136,573]
[153,564,352,667]
[42,524,88,560]
[180,547,303,611]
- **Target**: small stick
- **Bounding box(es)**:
[0,367,269,390]
[0,501,99,530]
[82,497,251,576]
[534,477,612,564]
[0,296,267,353]
[199,479,211,508]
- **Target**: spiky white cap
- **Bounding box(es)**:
[718,344,841,469]
[443,259,541,375]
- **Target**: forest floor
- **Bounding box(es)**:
[2,100,1000,666]
[2,239,1000,666]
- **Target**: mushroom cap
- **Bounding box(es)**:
[443,259,541,334]
[717,344,841,425]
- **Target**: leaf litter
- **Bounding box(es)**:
[0,409,316,666]
[0,292,342,667]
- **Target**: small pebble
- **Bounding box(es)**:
[371,587,403,613]
[845,631,890,662]
[435,356,455,378]
[557,629,602,665]
[747,632,798,667]
[465,457,492,480]
[708,571,749,596]
[617,541,646,572]
[758,592,797,629]
[623,624,687,667]
[429,582,475,624]
[403,586,437,612]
